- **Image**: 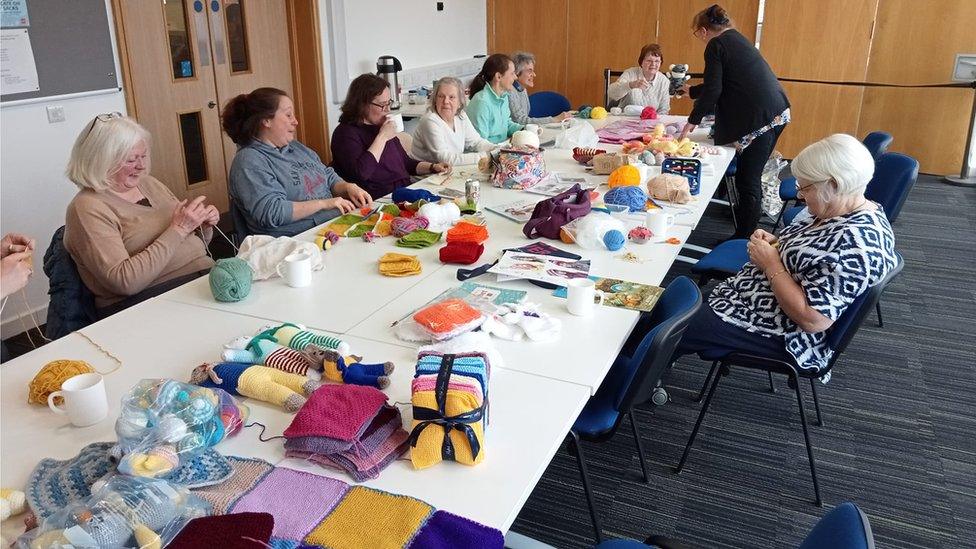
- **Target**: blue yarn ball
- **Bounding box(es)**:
[209,258,252,302]
[604,186,648,212]
[604,230,626,251]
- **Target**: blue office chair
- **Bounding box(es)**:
[228,198,252,246]
[593,501,874,549]
[528,91,571,118]
[776,131,893,226]
[677,253,904,506]
[567,277,702,543]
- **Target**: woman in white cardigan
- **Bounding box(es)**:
[412,76,497,166]
[607,43,671,113]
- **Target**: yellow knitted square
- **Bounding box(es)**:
[378,253,422,277]
[410,389,485,469]
[304,486,433,548]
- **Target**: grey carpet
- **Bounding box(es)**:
[510,174,976,548]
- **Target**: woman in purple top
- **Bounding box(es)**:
[331,74,450,199]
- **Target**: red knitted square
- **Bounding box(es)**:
[439,242,484,265]
[284,384,388,441]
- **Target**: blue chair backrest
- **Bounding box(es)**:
[228,198,252,245]
[861,131,893,161]
[615,276,702,411]
[43,226,97,339]
[528,91,571,118]
[865,152,918,223]
[799,502,875,549]
[824,252,903,359]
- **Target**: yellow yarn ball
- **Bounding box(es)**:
[590,106,608,120]
[607,165,641,188]
[28,360,95,405]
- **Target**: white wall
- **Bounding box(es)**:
[0,0,125,339]
[319,0,488,131]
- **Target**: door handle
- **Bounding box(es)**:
[208,101,217,109]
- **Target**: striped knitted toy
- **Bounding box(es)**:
[190,363,322,412]
[259,323,351,356]
[222,333,324,376]
[321,349,394,389]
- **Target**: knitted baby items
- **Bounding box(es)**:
[439,242,485,265]
[190,363,322,412]
[390,216,430,237]
[412,298,485,341]
[27,442,232,521]
[379,252,422,277]
[628,226,653,244]
[647,172,693,203]
[284,384,387,440]
[607,164,641,188]
[222,333,324,376]
[417,201,461,231]
[395,229,443,249]
[209,258,252,302]
[166,512,274,549]
[235,235,323,281]
[604,186,649,212]
[410,351,490,469]
[114,379,247,478]
[258,322,350,356]
[322,213,364,236]
[480,303,562,343]
[18,475,209,549]
[0,489,25,521]
[445,221,489,244]
[28,360,94,404]
[321,349,394,389]
[392,187,441,203]
[590,106,608,119]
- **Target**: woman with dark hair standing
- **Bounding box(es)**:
[679,4,790,239]
[465,54,523,143]
[331,74,449,199]
[223,87,372,237]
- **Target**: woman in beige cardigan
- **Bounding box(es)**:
[64,114,218,315]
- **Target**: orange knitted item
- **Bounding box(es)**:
[445,222,489,244]
[412,299,482,337]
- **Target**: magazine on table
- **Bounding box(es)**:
[488,251,591,286]
[553,276,664,312]
[485,198,540,223]
[524,174,596,197]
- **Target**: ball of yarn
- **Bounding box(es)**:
[604,186,649,212]
[417,201,461,231]
[603,230,626,251]
[608,165,641,188]
[576,106,593,119]
[156,415,188,443]
[391,216,430,237]
[209,258,252,303]
[178,431,205,453]
[639,150,657,166]
[0,489,26,520]
[511,130,540,149]
[28,360,95,405]
[640,106,658,119]
[590,106,608,120]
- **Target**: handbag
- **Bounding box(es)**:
[522,184,592,240]
[489,145,548,190]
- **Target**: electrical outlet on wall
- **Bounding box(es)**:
[46,105,65,124]
[953,54,976,82]
[436,2,444,11]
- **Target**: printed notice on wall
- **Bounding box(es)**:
[0,0,29,28]
[0,29,39,95]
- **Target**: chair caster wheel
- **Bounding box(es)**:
[651,387,669,406]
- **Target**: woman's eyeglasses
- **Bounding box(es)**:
[795,180,822,196]
[83,112,123,140]
[370,100,394,110]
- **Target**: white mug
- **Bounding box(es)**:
[386,113,405,133]
[566,278,606,316]
[276,252,312,288]
[524,123,543,136]
[646,210,676,240]
[48,373,108,427]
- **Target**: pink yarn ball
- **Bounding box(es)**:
[391,216,430,237]
[640,106,658,120]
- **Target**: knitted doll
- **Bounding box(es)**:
[190,362,322,413]
[321,349,394,389]
[258,322,351,356]
[221,333,326,376]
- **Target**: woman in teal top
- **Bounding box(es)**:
[465,54,523,143]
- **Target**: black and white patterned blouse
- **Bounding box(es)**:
[709,206,897,375]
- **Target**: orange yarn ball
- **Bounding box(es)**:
[28,360,95,405]
[607,165,641,188]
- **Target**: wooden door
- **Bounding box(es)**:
[115,0,229,211]
[207,0,294,174]
[486,0,569,95]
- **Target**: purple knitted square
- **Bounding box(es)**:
[408,510,505,549]
[231,467,349,541]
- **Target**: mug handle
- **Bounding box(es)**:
[275,261,286,278]
[48,391,67,415]
[667,214,676,226]
[594,290,606,306]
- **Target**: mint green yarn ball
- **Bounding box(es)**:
[209,258,252,302]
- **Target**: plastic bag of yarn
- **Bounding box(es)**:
[560,212,625,250]
[17,475,209,549]
[114,379,248,479]
[28,360,95,405]
[553,118,599,150]
[417,201,461,232]
[209,258,252,302]
[604,186,648,212]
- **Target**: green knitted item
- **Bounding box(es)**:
[346,223,373,238]
[330,213,365,225]
[209,258,252,302]
[395,229,442,249]
[380,203,401,216]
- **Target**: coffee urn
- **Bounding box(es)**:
[376,55,403,110]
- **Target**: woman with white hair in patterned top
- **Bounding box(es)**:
[675,134,897,376]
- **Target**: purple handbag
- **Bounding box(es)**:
[522,184,592,240]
